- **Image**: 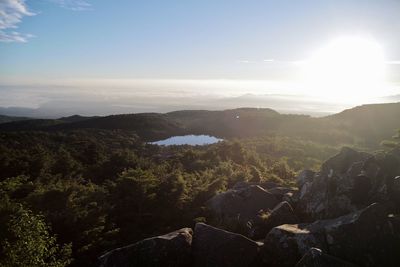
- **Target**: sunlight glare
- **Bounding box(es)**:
[302,37,387,102]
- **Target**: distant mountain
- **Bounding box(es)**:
[1,103,400,147]
[324,102,400,146]
[0,115,32,124]
[58,115,96,123]
[0,119,65,131]
[0,107,41,117]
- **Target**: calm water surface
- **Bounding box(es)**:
[151,135,222,146]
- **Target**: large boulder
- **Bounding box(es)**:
[249,201,298,240]
[98,228,193,267]
[296,170,315,189]
[192,223,262,267]
[262,203,400,267]
[297,147,373,220]
[320,203,400,267]
[295,248,357,267]
[392,176,400,209]
[268,187,298,202]
[320,147,370,176]
[297,147,400,220]
[206,185,279,227]
[262,223,326,267]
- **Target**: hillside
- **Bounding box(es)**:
[325,102,400,147]
[1,103,400,147]
[0,114,31,124]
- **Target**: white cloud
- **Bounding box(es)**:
[0,0,35,43]
[49,0,91,11]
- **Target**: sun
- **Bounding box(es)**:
[302,37,386,102]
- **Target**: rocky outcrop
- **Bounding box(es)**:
[249,201,298,240]
[98,228,193,267]
[320,203,400,267]
[295,248,357,267]
[268,186,298,202]
[262,223,326,267]
[262,203,400,267]
[297,147,400,220]
[296,169,315,189]
[98,224,264,267]
[192,223,262,267]
[320,147,370,176]
[206,185,279,227]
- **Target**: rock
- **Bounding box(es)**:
[232,181,260,190]
[295,248,357,267]
[283,190,300,207]
[262,223,326,267]
[297,148,373,220]
[262,203,400,267]
[206,185,279,227]
[268,187,298,201]
[392,176,400,209]
[320,147,370,176]
[351,174,371,204]
[192,223,262,267]
[249,201,298,240]
[297,147,400,220]
[98,228,192,267]
[232,181,280,190]
[321,203,400,267]
[393,176,400,192]
[297,170,315,188]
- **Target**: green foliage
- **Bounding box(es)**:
[0,129,342,266]
[0,196,72,267]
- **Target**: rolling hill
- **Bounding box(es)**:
[0,103,399,147]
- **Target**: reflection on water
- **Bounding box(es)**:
[151,135,222,146]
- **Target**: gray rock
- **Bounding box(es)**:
[268,186,298,201]
[192,223,262,267]
[206,185,279,226]
[262,203,400,267]
[283,190,300,207]
[262,223,326,267]
[320,147,370,176]
[392,176,400,209]
[98,228,192,267]
[321,203,400,267]
[297,170,315,189]
[295,248,357,267]
[297,147,373,220]
[249,201,298,240]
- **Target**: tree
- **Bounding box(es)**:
[0,198,72,267]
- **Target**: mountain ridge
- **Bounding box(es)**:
[1,102,399,147]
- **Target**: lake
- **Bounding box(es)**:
[150,135,222,146]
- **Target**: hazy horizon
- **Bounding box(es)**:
[1,0,400,117]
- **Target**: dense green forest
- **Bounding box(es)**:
[0,129,337,266]
[1,103,400,266]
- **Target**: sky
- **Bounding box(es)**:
[0,0,400,116]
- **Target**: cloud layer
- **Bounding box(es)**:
[0,0,92,43]
[0,0,35,42]
[49,0,91,11]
